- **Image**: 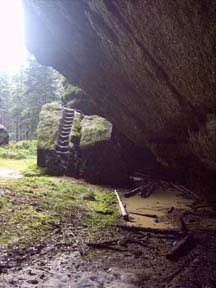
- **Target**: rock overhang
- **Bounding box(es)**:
[23,0,216,199]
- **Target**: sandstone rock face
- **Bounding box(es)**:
[0,124,9,145]
[24,1,216,198]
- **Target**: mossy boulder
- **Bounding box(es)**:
[80,116,112,147]
[67,114,129,186]
[36,102,153,186]
[37,102,62,174]
[0,124,9,145]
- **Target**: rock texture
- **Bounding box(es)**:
[37,102,142,186]
[66,113,129,185]
[37,102,62,174]
[0,124,9,145]
[24,1,216,198]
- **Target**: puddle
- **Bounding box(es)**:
[0,169,22,179]
[123,189,194,229]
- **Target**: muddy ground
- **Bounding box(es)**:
[0,170,216,287]
[1,224,216,288]
[0,194,216,287]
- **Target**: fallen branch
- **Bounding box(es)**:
[124,185,148,198]
[166,233,195,261]
[114,190,129,221]
[131,173,200,200]
[116,224,181,236]
[87,244,126,251]
[128,211,158,219]
[86,241,126,252]
[180,216,188,233]
[171,184,200,200]
[87,239,119,247]
[119,237,148,247]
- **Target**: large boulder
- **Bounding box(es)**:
[66,113,129,186]
[37,102,130,185]
[37,102,63,175]
[24,1,216,199]
[0,124,9,145]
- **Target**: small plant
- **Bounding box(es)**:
[62,84,81,103]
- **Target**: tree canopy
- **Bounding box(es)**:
[0,55,64,140]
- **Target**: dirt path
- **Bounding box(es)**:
[0,169,22,179]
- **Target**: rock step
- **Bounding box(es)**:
[59,140,68,145]
[56,145,69,150]
[63,122,72,128]
[64,113,74,117]
[63,122,73,126]
[64,107,74,111]
[64,114,74,118]
[63,115,74,119]
[62,127,71,131]
[58,143,69,148]
[62,126,72,130]
[60,133,70,137]
[56,151,70,155]
[56,144,70,149]
[63,111,74,116]
[63,118,73,124]
[59,136,69,140]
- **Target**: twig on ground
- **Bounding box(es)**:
[128,211,158,219]
[166,233,195,261]
[116,224,181,236]
[114,190,129,221]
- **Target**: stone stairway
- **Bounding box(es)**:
[56,107,74,173]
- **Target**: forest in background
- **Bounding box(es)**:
[0,55,64,141]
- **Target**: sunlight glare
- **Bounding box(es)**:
[0,0,27,72]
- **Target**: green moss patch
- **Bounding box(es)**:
[0,175,118,248]
[37,102,62,150]
[80,115,112,147]
[62,84,81,103]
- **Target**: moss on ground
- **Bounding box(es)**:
[0,139,119,249]
[0,175,118,247]
[0,158,36,172]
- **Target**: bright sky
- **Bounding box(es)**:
[0,0,27,72]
